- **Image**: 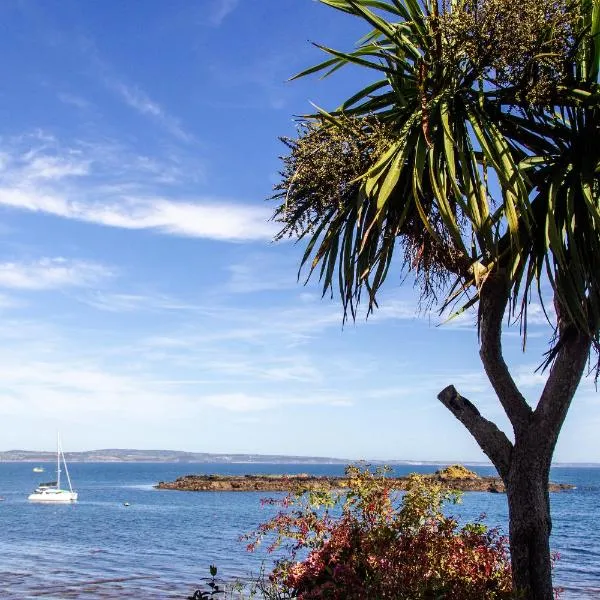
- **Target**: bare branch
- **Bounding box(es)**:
[534,327,591,455]
[438,385,512,479]
[478,275,533,434]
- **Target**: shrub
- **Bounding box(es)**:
[246,465,512,600]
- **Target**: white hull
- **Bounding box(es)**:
[28,435,77,502]
[28,489,78,503]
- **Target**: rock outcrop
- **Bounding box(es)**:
[156,465,574,493]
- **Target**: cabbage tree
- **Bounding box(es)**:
[272,1,600,598]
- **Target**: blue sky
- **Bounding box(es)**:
[0,0,597,462]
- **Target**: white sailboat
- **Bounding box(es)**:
[28,434,78,503]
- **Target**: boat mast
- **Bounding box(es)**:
[56,432,61,490]
[62,444,74,493]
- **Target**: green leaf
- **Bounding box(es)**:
[290,56,342,81]
[311,43,392,74]
[340,79,389,111]
[345,0,398,39]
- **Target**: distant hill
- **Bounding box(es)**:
[0,449,351,464]
[1,449,596,466]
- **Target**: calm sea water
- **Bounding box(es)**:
[0,463,598,599]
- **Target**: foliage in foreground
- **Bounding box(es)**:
[245,466,513,600]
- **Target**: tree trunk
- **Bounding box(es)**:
[438,285,592,600]
[505,445,554,600]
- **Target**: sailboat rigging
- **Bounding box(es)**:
[28,434,78,503]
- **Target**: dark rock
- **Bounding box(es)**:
[155,469,575,494]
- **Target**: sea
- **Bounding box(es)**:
[0,463,598,599]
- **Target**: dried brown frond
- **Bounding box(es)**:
[402,214,467,308]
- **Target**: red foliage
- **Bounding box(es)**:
[246,467,513,600]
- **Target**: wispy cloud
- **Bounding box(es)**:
[203,392,353,412]
[0,316,210,425]
[209,0,240,26]
[0,258,112,290]
[204,391,352,412]
[226,262,292,293]
[0,314,350,432]
[0,293,23,310]
[25,155,90,180]
[0,187,276,240]
[201,354,324,383]
[79,291,200,313]
[0,351,190,420]
[208,50,291,110]
[0,133,276,241]
[225,252,299,293]
[57,92,91,110]
[75,35,195,142]
[107,80,194,142]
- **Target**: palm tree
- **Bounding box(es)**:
[272,1,600,599]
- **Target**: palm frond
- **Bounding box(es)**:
[274,0,600,367]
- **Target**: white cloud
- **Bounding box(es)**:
[209,0,240,26]
[204,391,352,412]
[0,314,352,426]
[131,293,450,357]
[0,188,276,240]
[513,369,548,390]
[519,301,555,326]
[369,298,420,322]
[0,135,276,242]
[0,319,201,422]
[0,258,112,290]
[26,155,90,180]
[0,356,188,419]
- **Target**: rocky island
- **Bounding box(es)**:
[155,464,574,494]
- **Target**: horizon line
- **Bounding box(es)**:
[1,448,598,466]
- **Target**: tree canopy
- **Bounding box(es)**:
[274,0,600,367]
[272,3,600,596]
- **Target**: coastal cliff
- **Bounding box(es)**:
[155,465,574,493]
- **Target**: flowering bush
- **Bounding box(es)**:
[245,466,513,600]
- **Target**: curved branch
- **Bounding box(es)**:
[534,325,591,456]
[478,275,533,435]
[438,385,512,479]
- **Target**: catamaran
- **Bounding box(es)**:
[28,434,77,503]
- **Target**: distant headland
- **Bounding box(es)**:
[0,449,349,464]
[1,449,597,467]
